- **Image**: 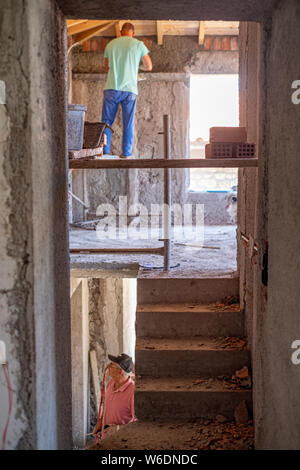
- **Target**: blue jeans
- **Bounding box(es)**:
[101,89,137,156]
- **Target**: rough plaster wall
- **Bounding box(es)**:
[0,0,71,449]
[72,37,238,75]
[254,0,300,449]
[72,74,189,213]
[238,23,260,350]
[88,278,123,424]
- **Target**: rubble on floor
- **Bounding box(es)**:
[87,419,254,451]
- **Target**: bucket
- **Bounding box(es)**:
[67,104,87,151]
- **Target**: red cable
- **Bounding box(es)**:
[94,365,109,445]
[2,363,13,451]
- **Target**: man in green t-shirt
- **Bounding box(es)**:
[102,22,152,158]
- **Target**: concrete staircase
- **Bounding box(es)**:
[135,278,252,422]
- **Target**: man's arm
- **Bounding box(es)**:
[140,53,152,71]
[105,58,109,73]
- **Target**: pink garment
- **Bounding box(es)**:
[102,377,137,430]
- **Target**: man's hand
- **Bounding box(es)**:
[140,54,152,71]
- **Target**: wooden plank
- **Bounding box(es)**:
[89,350,101,409]
[69,147,102,160]
[115,21,121,37]
[157,21,164,45]
[67,20,107,36]
[67,19,88,28]
[91,20,239,38]
[69,157,259,170]
[70,247,165,255]
[74,21,117,44]
[198,21,205,45]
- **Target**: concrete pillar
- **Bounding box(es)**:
[123,279,137,361]
[0,0,72,449]
[70,278,89,448]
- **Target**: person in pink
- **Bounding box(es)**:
[93,353,137,439]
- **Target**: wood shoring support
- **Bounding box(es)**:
[163,115,171,271]
[198,21,205,44]
[70,247,164,255]
[69,158,259,170]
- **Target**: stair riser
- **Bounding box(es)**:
[136,312,244,338]
[137,278,239,304]
[135,350,250,377]
[135,391,252,421]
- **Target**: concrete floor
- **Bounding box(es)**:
[70,224,237,278]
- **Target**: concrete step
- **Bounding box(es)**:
[137,277,239,304]
[135,337,250,377]
[135,376,252,422]
[136,303,244,338]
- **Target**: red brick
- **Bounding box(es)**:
[82,40,91,52]
[210,127,247,143]
[90,38,99,52]
[213,37,221,50]
[142,37,153,51]
[204,37,212,50]
[231,36,239,51]
[221,36,230,51]
[100,38,110,52]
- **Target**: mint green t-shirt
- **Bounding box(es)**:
[104,37,149,95]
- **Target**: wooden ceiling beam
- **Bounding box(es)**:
[115,21,121,37]
[67,20,110,36]
[198,21,205,45]
[73,21,118,44]
[66,19,87,28]
[157,21,164,45]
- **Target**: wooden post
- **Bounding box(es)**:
[163,115,171,271]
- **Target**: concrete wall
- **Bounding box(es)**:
[70,278,89,448]
[238,23,260,350]
[0,0,71,449]
[253,0,300,449]
[72,37,238,75]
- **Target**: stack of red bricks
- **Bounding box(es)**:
[68,36,239,53]
[205,127,256,159]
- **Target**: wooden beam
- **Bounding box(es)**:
[198,21,205,45]
[70,247,165,255]
[74,21,117,45]
[67,20,109,36]
[67,19,87,28]
[69,158,259,170]
[157,21,164,45]
[115,21,121,37]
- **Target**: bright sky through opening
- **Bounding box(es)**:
[190,74,239,141]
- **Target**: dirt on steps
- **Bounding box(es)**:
[87,419,254,451]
